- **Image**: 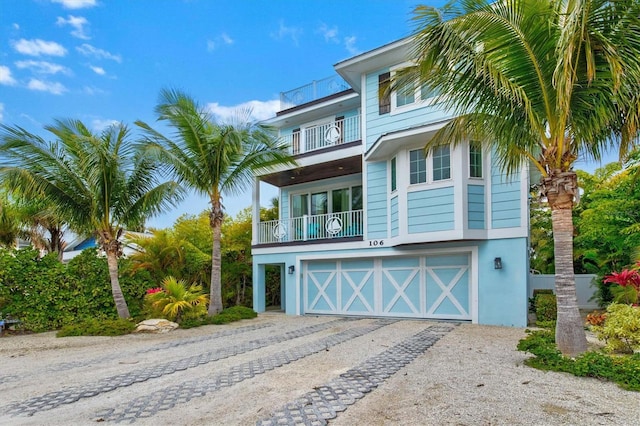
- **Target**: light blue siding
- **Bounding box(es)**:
[407,187,454,233]
[367,162,388,239]
[491,162,521,228]
[364,70,453,150]
[477,238,528,326]
[390,196,399,237]
[467,184,485,229]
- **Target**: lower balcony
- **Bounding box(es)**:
[257,210,363,245]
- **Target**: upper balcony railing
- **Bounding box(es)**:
[280,75,351,110]
[257,210,363,245]
[281,115,361,155]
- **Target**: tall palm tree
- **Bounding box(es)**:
[0,120,182,318]
[411,0,640,355]
[136,89,296,315]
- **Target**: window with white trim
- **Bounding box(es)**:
[408,145,451,184]
[409,149,427,184]
[391,66,438,113]
[390,157,397,191]
[433,145,451,181]
[469,142,483,178]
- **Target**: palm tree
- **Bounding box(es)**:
[0,120,182,318]
[136,89,296,315]
[411,0,640,355]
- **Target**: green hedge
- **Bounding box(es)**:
[518,329,640,391]
[0,248,154,332]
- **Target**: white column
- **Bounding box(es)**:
[252,177,260,245]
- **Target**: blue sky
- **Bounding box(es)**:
[0,0,617,228]
[1,0,445,228]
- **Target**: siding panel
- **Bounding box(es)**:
[407,187,454,233]
[367,162,388,239]
[467,184,485,229]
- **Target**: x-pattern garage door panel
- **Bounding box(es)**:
[306,269,338,313]
[381,265,421,316]
[304,253,471,320]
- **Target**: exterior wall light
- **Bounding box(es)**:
[288,265,295,274]
[494,257,503,270]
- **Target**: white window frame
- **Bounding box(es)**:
[407,144,453,187]
[468,142,484,180]
[290,184,363,218]
[390,62,439,115]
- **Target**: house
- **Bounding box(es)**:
[61,231,149,262]
[250,38,529,327]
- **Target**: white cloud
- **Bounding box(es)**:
[206,99,280,123]
[27,79,67,95]
[52,0,97,9]
[318,23,339,43]
[0,103,4,122]
[82,85,106,95]
[207,33,234,52]
[76,43,121,62]
[91,118,119,131]
[0,66,17,85]
[12,23,20,30]
[56,15,90,39]
[344,36,360,55]
[271,21,302,46]
[15,60,71,75]
[90,65,105,75]
[12,39,67,57]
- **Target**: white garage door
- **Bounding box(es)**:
[303,253,471,320]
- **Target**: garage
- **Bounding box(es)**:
[303,253,472,320]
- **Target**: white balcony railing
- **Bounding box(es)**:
[257,210,363,244]
[281,115,360,155]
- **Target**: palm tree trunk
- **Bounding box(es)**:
[208,200,224,315]
[545,171,587,356]
[106,249,130,319]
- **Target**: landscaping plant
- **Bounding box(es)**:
[144,276,209,323]
[590,303,640,354]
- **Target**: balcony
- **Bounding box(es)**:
[280,115,361,156]
[280,75,351,110]
[257,210,363,245]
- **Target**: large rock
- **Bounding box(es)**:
[135,319,178,333]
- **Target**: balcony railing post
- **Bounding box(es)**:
[303,215,309,241]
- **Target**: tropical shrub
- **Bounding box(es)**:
[603,264,640,305]
[591,303,640,354]
[0,248,153,332]
[144,276,209,322]
[56,318,136,337]
[517,330,640,391]
[535,293,557,325]
[585,311,607,327]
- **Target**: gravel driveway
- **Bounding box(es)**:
[0,312,638,425]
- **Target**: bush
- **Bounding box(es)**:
[144,276,209,322]
[56,318,136,337]
[529,289,554,313]
[178,306,257,329]
[0,248,155,332]
[517,330,640,392]
[535,293,557,324]
[591,303,640,354]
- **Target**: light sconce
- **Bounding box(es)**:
[288,265,295,275]
[494,257,503,270]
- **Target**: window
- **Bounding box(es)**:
[351,186,363,210]
[378,72,391,115]
[291,186,363,218]
[396,80,415,107]
[433,145,451,181]
[409,149,427,184]
[292,194,308,217]
[311,192,328,215]
[390,157,397,191]
[469,142,483,178]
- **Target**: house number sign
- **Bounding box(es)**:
[368,240,385,246]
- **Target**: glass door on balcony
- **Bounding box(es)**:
[310,192,328,238]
